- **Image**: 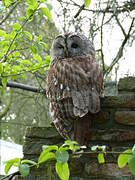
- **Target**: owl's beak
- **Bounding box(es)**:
[65,49,69,57]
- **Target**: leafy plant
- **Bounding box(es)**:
[5,140,80,180]
[118,145,135,175]
[91,145,106,164]
[0,0,52,87]
[4,143,135,179]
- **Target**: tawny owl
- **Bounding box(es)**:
[46,32,104,145]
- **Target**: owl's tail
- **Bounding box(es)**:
[74,113,92,145]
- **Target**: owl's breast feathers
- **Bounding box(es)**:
[46,55,104,118]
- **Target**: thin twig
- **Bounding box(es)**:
[115,15,127,37]
[0,1,20,26]
[74,4,85,18]
[100,0,110,73]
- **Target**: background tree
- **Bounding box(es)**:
[0,0,135,144]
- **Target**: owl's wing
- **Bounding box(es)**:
[46,55,103,119]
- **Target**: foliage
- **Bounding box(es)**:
[84,0,91,8]
[0,0,52,87]
[118,145,135,175]
[91,145,106,164]
[4,140,80,180]
[4,141,135,179]
[0,0,59,144]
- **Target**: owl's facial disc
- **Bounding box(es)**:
[50,33,95,61]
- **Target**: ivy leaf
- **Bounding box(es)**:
[38,145,58,164]
[91,145,98,152]
[128,155,135,175]
[56,150,69,163]
[19,164,30,177]
[21,159,37,166]
[5,158,20,175]
[55,162,70,180]
[98,153,105,164]
[118,149,132,168]
[38,152,55,165]
[84,0,91,8]
[62,140,79,152]
[40,7,52,21]
[13,23,22,31]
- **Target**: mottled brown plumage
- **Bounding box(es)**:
[46,33,103,144]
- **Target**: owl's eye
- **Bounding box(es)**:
[57,45,64,49]
[71,43,78,48]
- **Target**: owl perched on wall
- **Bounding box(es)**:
[46,32,104,145]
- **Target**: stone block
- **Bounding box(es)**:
[118,77,135,93]
[115,111,135,125]
[90,129,135,142]
[85,162,131,176]
[101,95,135,108]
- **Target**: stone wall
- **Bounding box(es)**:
[15,77,135,180]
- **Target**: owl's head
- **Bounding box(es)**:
[50,32,95,60]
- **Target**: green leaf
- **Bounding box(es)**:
[21,159,37,166]
[31,45,37,54]
[38,145,58,164]
[41,145,58,153]
[40,7,52,21]
[33,54,42,64]
[27,0,38,10]
[55,162,70,180]
[39,41,48,50]
[0,29,6,37]
[38,152,55,164]
[91,145,98,152]
[132,145,135,155]
[3,0,14,7]
[0,63,3,74]
[2,77,8,87]
[21,60,33,66]
[84,0,91,8]
[13,52,20,57]
[19,164,30,177]
[98,153,105,164]
[40,0,46,2]
[13,23,22,31]
[128,155,135,175]
[26,8,34,19]
[118,149,132,168]
[62,140,79,152]
[56,150,69,163]
[5,158,20,175]
[23,31,32,41]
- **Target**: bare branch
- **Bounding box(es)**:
[100,12,106,73]
[58,0,135,14]
[115,15,127,37]
[74,4,85,18]
[0,78,45,93]
[105,18,135,77]
[0,1,20,26]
